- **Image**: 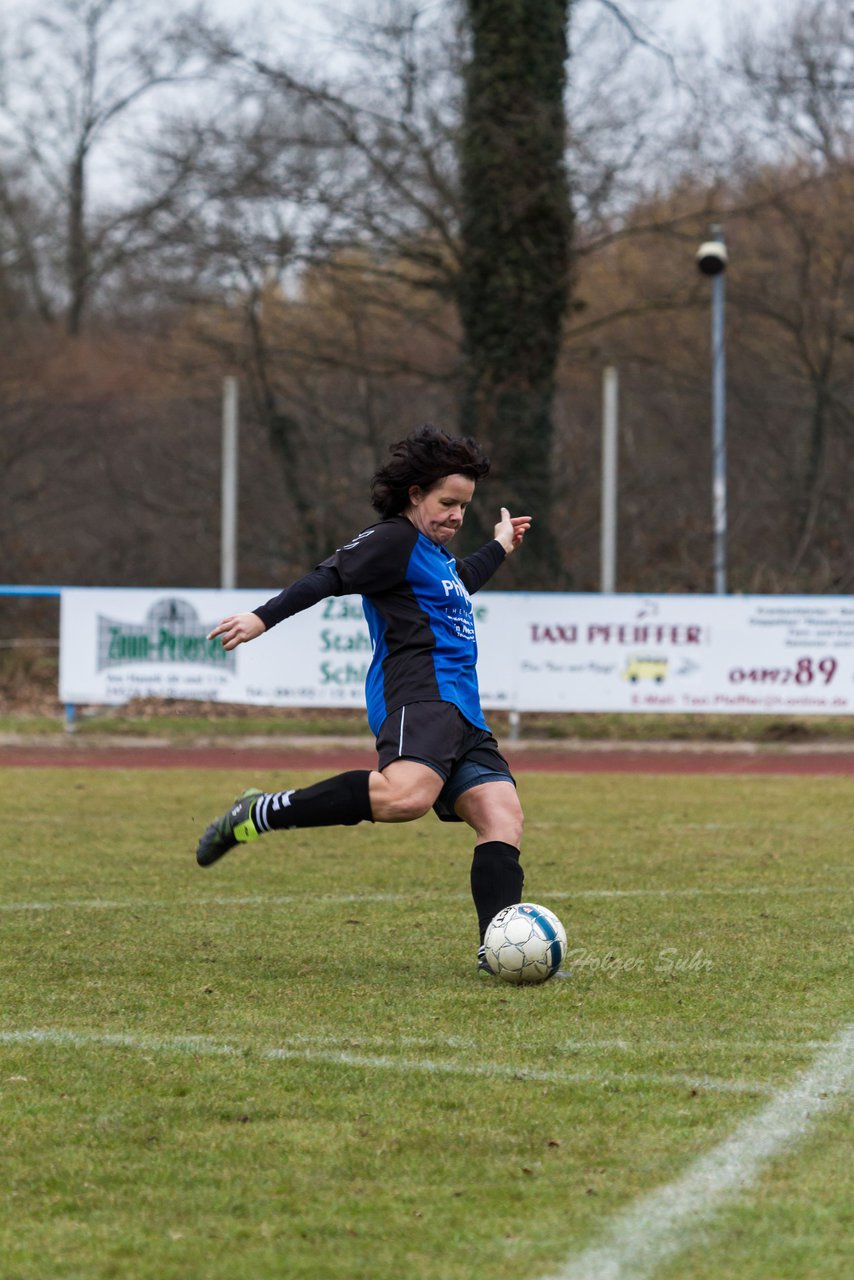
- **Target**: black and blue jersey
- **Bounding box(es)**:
[253,515,506,736]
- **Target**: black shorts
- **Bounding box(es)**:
[375,701,516,822]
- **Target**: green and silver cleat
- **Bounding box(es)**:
[196,788,263,867]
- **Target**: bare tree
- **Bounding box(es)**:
[729,0,853,168]
[0,0,218,333]
[724,0,854,586]
[140,2,469,563]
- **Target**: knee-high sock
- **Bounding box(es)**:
[470,841,524,942]
[253,770,373,832]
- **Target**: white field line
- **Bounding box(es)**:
[0,1026,776,1096]
[217,1031,832,1057]
[27,1024,814,1059]
[555,1037,832,1054]
[534,1022,854,1280]
[0,883,845,914]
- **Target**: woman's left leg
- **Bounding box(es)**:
[454,781,525,943]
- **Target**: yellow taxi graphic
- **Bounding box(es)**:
[622,656,669,684]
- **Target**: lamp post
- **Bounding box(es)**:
[696,227,728,594]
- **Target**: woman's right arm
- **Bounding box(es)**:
[207,565,342,651]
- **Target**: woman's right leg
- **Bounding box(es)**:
[254,759,443,829]
[196,759,443,865]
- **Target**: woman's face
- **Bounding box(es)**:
[404,473,475,545]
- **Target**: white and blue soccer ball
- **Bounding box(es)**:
[483,902,567,984]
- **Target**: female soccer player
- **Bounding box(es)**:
[196,424,531,973]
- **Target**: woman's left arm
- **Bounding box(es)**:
[456,508,532,593]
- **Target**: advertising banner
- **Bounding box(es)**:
[59,588,854,715]
[475,593,854,715]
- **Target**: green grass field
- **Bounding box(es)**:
[1,767,851,1280]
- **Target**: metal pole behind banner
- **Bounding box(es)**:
[221,376,239,589]
[697,225,729,596]
[711,270,727,594]
[600,365,619,593]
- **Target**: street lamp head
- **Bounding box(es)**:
[696,240,728,276]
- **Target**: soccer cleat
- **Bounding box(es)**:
[196,788,263,867]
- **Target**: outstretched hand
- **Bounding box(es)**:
[207,612,267,651]
[494,507,532,556]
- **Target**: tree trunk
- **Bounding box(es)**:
[457,0,573,584]
[790,376,830,576]
[66,149,88,336]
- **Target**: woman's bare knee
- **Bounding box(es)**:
[377,792,434,823]
[455,781,524,845]
[369,761,442,824]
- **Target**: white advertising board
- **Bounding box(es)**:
[59,588,854,715]
[475,593,854,714]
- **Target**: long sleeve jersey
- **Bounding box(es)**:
[253,515,506,736]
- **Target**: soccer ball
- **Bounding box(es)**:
[483,902,567,984]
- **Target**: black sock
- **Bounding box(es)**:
[470,841,524,943]
[253,770,374,831]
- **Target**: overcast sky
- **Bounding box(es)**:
[659,0,778,52]
[204,0,780,59]
[0,0,781,62]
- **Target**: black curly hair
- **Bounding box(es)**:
[370,424,491,518]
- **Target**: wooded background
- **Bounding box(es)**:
[1,0,851,622]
